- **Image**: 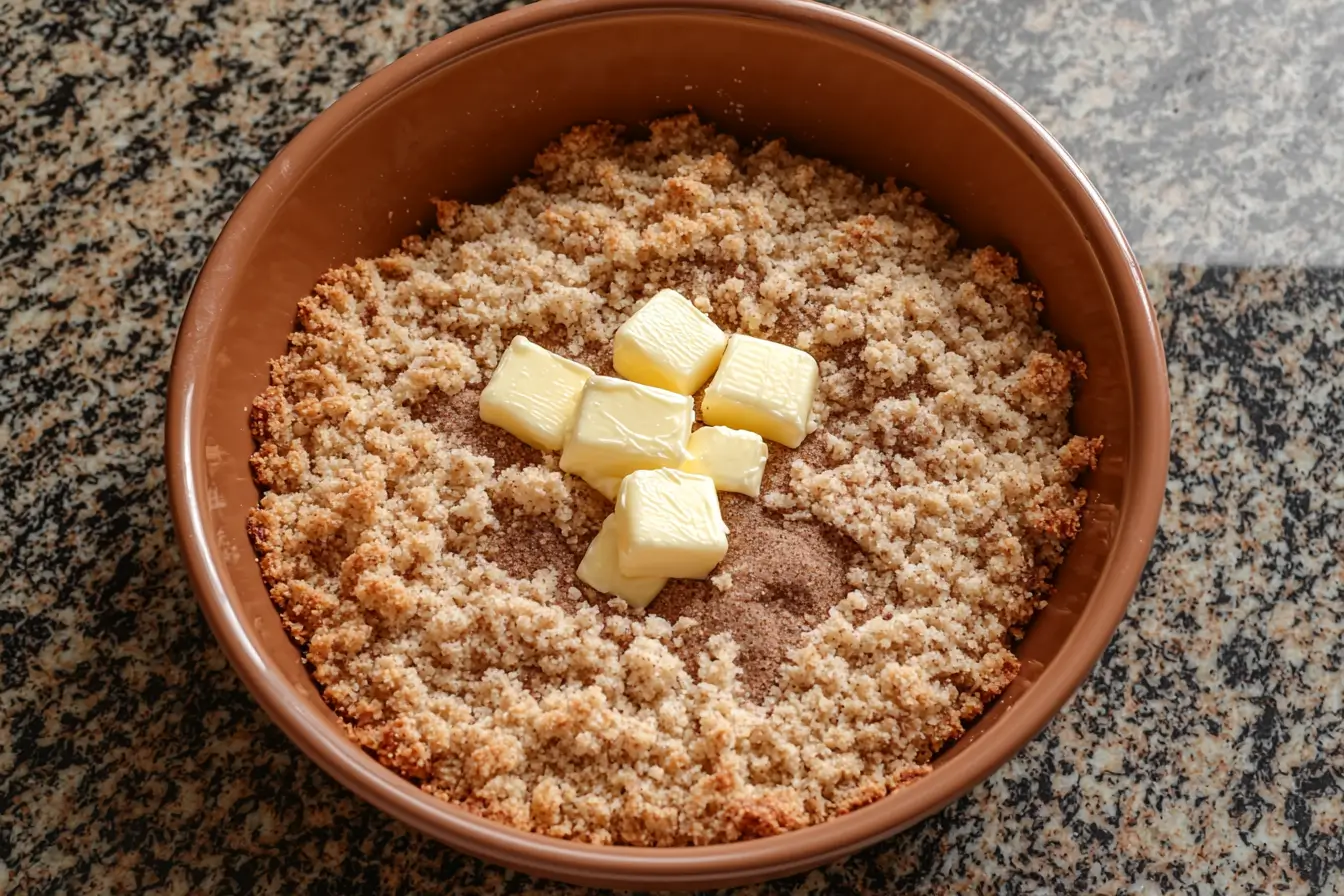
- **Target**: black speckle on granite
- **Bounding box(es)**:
[2,0,1343,893]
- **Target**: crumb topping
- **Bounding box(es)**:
[247,114,1099,845]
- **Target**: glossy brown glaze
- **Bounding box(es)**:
[165,0,1169,887]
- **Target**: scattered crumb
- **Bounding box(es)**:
[247,113,1095,846]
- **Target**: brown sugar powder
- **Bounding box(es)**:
[656,497,860,700]
[247,114,1098,846]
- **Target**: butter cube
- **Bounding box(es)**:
[479,335,593,452]
[702,334,819,448]
[615,469,728,579]
[577,515,667,608]
[682,426,769,497]
[613,289,728,394]
[559,376,694,485]
[586,474,624,502]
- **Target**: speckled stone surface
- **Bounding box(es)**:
[3,1,1342,893]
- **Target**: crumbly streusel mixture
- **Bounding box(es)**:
[248,114,1099,845]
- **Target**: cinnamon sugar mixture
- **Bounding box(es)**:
[247,115,1099,845]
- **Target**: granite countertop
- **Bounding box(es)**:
[3,0,1341,892]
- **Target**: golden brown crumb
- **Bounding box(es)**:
[247,114,1094,846]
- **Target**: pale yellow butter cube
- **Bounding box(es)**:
[613,289,728,394]
[682,426,769,497]
[479,335,593,452]
[615,469,728,579]
[559,376,694,484]
[577,515,666,608]
[702,334,819,448]
[586,474,624,502]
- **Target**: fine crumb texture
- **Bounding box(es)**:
[247,114,1101,846]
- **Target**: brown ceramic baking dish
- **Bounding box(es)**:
[166,0,1169,887]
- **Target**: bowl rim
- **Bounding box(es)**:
[166,0,1170,886]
